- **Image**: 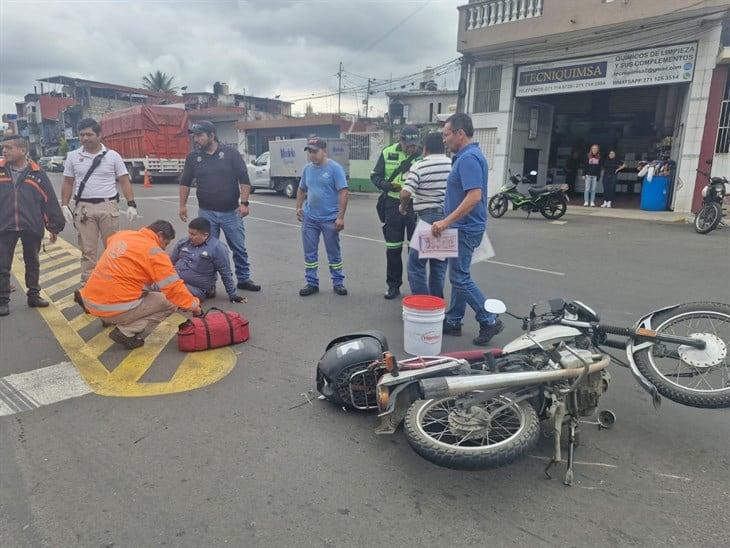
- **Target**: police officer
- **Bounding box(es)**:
[371,125,420,300]
[179,121,260,292]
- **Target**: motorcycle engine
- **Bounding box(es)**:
[558,349,611,417]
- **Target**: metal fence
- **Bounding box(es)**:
[346,132,385,161]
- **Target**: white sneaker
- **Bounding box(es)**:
[590,202,596,207]
[583,201,589,207]
[600,202,607,208]
[606,202,612,208]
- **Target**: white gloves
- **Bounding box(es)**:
[62,205,74,225]
[126,206,138,222]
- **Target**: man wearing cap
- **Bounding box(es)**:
[295,137,349,297]
[179,120,260,292]
[371,126,420,300]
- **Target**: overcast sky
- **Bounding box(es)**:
[0,0,461,118]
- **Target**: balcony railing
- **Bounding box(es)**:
[463,0,544,30]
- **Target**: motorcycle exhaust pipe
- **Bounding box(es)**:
[419,357,611,399]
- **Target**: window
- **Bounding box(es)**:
[429,103,434,123]
[437,102,442,114]
[473,128,498,171]
[403,104,410,122]
[716,79,730,153]
[473,66,502,113]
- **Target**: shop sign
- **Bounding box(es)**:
[516,43,697,97]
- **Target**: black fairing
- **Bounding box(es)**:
[316,332,389,396]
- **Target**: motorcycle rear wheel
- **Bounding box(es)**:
[404,394,540,470]
[694,202,722,234]
[633,302,730,408]
[540,195,568,220]
[488,195,509,218]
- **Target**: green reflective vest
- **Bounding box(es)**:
[382,143,409,200]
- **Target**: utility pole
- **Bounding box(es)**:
[364,78,375,118]
[337,61,343,115]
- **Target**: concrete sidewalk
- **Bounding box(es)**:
[564,204,688,223]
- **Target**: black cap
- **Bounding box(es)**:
[304,136,327,151]
[188,120,216,135]
[400,125,420,144]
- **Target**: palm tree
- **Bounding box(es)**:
[141,71,178,94]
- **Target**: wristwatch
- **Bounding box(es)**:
[127,200,137,208]
[241,200,250,206]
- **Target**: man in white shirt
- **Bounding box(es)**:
[400,132,451,298]
[61,118,138,284]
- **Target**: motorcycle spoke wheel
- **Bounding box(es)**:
[634,303,730,408]
[404,394,540,470]
[694,203,722,234]
[489,195,509,218]
[540,197,567,220]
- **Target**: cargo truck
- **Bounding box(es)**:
[248,138,350,198]
[100,105,189,184]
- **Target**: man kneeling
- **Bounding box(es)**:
[78,220,202,349]
[171,217,244,303]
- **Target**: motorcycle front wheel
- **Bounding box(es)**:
[634,302,730,408]
[403,394,540,470]
[488,195,509,218]
[694,202,722,234]
[540,195,568,220]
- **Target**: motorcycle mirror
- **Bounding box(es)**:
[484,299,507,314]
[529,170,537,176]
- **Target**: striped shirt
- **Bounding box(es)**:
[402,154,451,212]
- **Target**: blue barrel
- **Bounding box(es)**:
[640,175,671,211]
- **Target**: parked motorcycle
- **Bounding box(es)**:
[488,170,569,220]
[694,169,728,234]
[316,300,729,485]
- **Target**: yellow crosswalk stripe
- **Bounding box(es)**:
[54,293,78,311]
[84,328,116,357]
[39,262,81,284]
[38,254,78,270]
[69,313,96,331]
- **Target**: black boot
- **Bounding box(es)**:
[237,280,261,292]
[473,320,504,346]
[384,287,400,300]
[109,327,144,349]
[299,285,319,297]
[27,295,49,308]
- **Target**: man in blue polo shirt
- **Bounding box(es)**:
[431,113,503,346]
[295,137,349,297]
[179,120,260,292]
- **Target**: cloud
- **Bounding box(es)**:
[0,0,460,117]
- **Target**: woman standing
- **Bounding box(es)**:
[601,150,625,208]
[584,144,601,207]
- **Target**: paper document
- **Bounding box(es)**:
[411,220,458,260]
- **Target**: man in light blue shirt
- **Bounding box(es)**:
[295,137,349,296]
[431,113,503,346]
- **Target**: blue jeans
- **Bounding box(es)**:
[584,175,598,204]
[302,216,344,287]
[198,208,251,283]
[407,209,447,298]
[445,229,496,327]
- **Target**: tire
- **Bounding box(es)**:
[540,195,568,220]
[284,180,298,199]
[633,302,730,408]
[404,394,540,470]
[488,195,509,218]
[694,203,722,234]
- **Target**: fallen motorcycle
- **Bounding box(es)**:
[316,300,729,484]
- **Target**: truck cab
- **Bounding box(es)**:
[248,152,271,190]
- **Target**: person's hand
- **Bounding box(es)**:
[179,206,188,222]
[191,305,203,317]
[334,217,345,232]
[48,232,58,243]
[389,182,402,192]
[431,220,449,237]
[229,294,246,303]
[62,205,74,225]
[126,206,138,222]
[296,208,304,222]
[237,204,250,218]
[398,203,407,216]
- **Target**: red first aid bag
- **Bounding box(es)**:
[177,308,249,352]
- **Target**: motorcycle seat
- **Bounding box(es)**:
[528,187,548,197]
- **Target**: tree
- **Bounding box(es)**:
[141,71,178,94]
[59,137,69,157]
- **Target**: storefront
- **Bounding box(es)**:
[508,42,698,209]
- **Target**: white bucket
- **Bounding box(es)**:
[402,295,446,356]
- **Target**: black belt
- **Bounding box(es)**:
[417,207,444,215]
[78,194,119,204]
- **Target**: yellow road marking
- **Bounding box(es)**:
[44,275,82,298]
[69,313,96,331]
[37,254,78,270]
[11,237,237,398]
[39,262,81,284]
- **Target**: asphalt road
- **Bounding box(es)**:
[1,175,729,547]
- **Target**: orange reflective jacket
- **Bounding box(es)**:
[80,227,199,317]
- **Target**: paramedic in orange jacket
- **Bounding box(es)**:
[78,220,202,349]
